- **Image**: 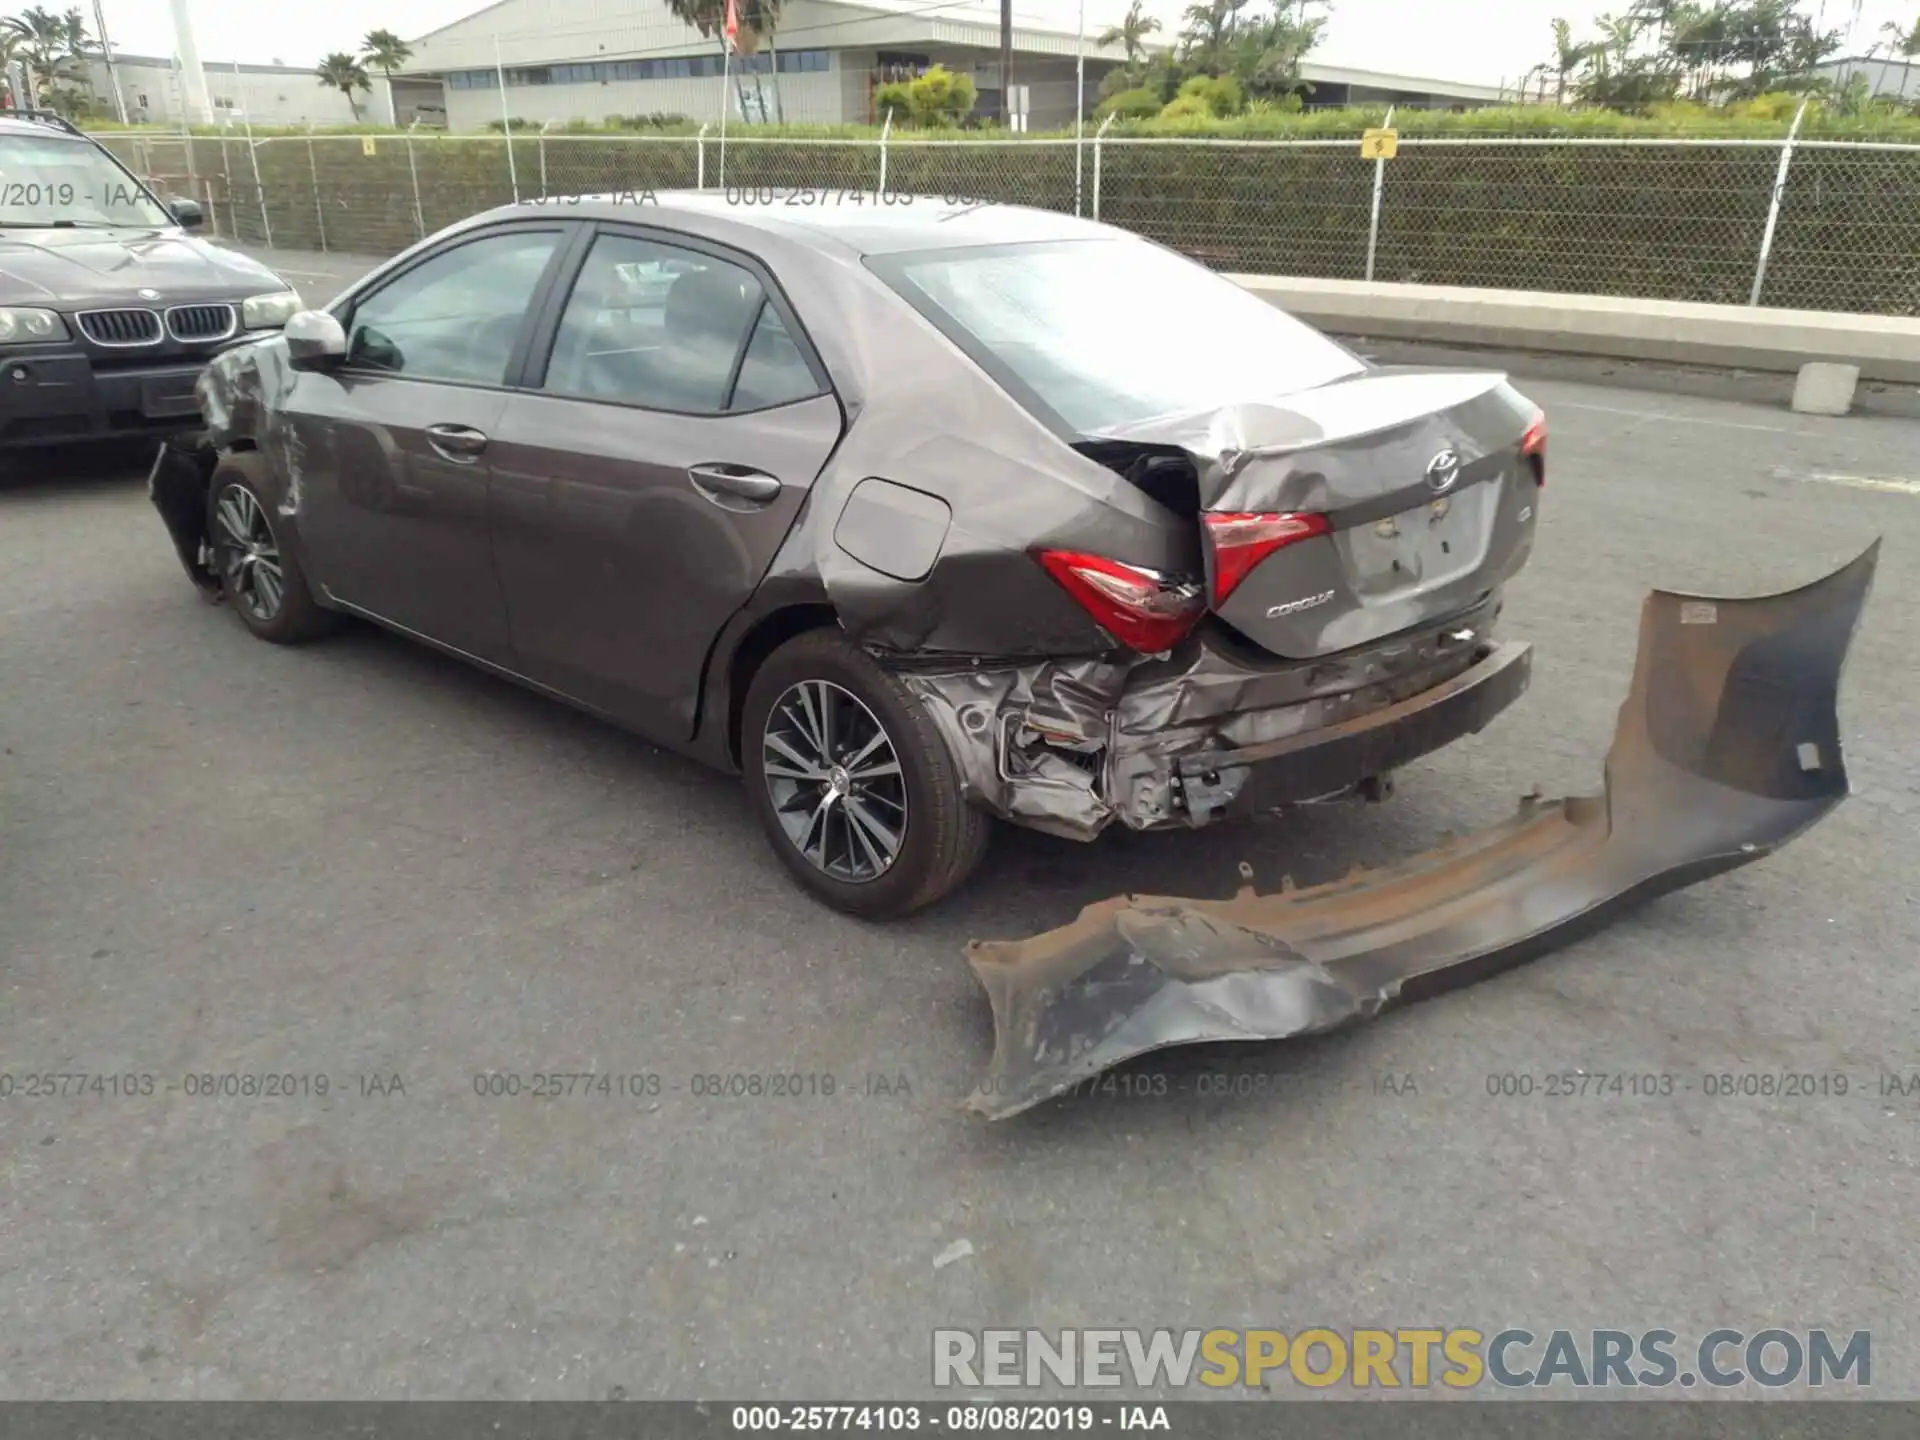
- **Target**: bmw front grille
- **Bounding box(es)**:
[165,304,238,343]
[76,308,165,347]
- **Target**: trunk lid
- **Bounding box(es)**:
[1093,369,1543,660]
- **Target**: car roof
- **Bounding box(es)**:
[473,189,1119,258]
[0,117,90,138]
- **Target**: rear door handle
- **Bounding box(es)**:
[425,423,489,463]
[689,463,782,506]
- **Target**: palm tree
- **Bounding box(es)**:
[361,28,412,124]
[6,5,75,107]
[1179,0,1251,66]
[662,0,786,124]
[1097,0,1163,69]
[316,51,372,120]
[1881,16,1920,56]
[0,29,21,106]
[1549,17,1588,102]
[56,5,90,58]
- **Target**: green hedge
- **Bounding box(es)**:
[85,101,1920,142]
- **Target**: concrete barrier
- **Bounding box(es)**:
[1230,275,1920,415]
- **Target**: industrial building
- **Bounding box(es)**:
[399,0,1511,131]
[403,0,1127,130]
[1810,53,1920,102]
[83,0,1514,133]
[76,53,398,128]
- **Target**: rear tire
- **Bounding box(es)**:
[742,628,990,918]
[206,464,336,645]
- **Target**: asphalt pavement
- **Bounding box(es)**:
[1,247,1917,1400]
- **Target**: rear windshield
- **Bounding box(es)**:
[869,237,1366,435]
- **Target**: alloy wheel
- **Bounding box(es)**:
[212,484,285,622]
[761,680,908,883]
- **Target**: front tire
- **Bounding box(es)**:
[742,629,989,918]
[207,465,335,644]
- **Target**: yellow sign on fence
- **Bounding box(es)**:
[362,136,378,156]
[1360,128,1399,160]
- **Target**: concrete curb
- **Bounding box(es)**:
[1231,275,1920,411]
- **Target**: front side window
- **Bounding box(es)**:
[345,230,562,385]
[543,233,814,414]
[871,237,1366,435]
[0,133,171,229]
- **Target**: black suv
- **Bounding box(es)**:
[0,111,300,448]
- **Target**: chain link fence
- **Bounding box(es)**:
[98,129,1920,316]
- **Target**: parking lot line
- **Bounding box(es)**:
[1550,399,1815,437]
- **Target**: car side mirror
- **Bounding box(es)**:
[166,196,205,229]
[284,310,348,371]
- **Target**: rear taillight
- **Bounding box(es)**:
[1520,409,1546,486]
[1034,549,1205,654]
[1200,511,1331,608]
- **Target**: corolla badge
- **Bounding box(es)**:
[137,288,161,300]
[1266,589,1335,619]
[1425,446,1462,494]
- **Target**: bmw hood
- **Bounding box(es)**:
[0,228,289,308]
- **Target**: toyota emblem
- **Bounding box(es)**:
[1425,447,1462,494]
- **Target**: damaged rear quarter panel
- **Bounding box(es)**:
[766,241,1202,659]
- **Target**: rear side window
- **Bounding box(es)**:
[869,237,1365,435]
[541,233,819,414]
[345,230,561,385]
[731,305,817,411]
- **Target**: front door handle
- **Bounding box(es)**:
[426,423,489,463]
[689,463,782,506]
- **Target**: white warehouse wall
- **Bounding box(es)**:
[89,56,369,127]
[441,67,846,130]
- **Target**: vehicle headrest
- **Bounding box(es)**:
[664,265,761,347]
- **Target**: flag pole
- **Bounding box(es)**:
[717,0,738,192]
[718,45,730,191]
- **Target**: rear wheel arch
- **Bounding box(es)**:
[740,628,990,916]
[724,602,840,767]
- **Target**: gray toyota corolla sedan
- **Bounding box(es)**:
[150,191,1547,917]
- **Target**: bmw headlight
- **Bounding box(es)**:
[241,291,303,330]
[0,308,68,343]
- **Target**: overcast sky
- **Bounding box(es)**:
[98,0,1915,86]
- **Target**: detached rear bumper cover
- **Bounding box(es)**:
[965,545,1879,1120]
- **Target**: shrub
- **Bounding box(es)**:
[1158,94,1215,121]
[1095,87,1163,121]
[874,81,913,125]
[906,65,977,127]
[1174,74,1242,118]
[607,112,692,130]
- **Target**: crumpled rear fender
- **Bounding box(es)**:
[964,543,1880,1119]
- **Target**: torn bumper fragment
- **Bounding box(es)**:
[964,545,1879,1120]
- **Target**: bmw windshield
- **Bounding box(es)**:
[0,132,173,228]
[870,236,1367,435]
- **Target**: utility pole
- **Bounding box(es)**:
[168,0,213,123]
[998,0,1012,126]
[91,0,130,123]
